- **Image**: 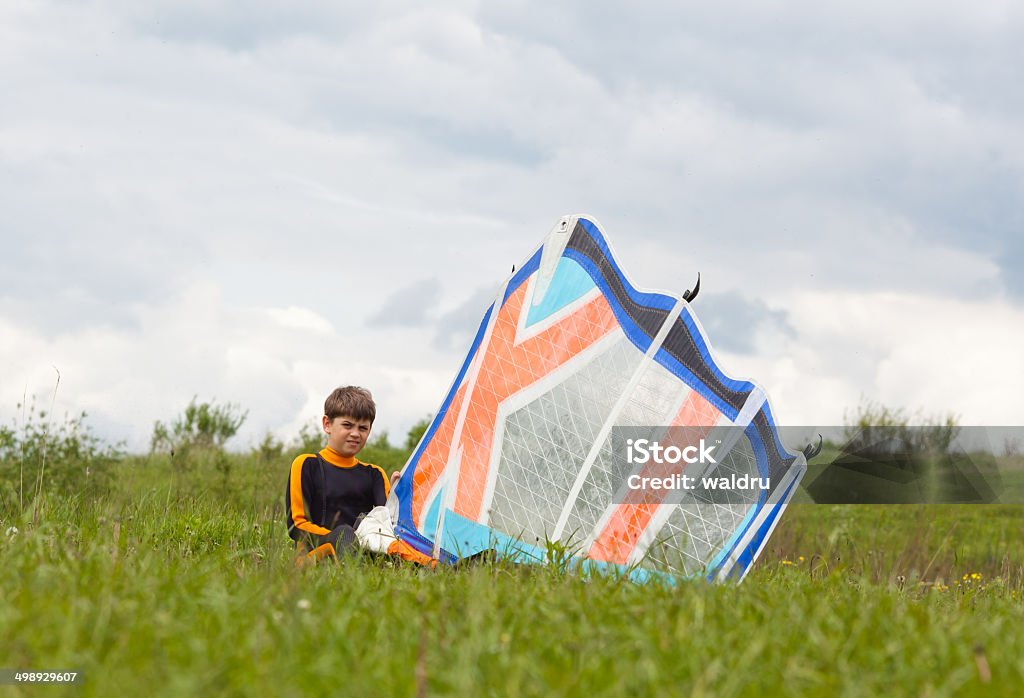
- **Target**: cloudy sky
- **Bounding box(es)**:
[2,1,1022,452]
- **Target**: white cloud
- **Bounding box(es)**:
[265,306,334,335]
[1,1,1022,452]
[714,288,1024,428]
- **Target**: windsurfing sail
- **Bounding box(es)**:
[388,215,807,582]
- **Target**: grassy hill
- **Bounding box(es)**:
[2,448,1022,697]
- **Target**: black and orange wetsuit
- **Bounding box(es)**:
[285,446,434,566]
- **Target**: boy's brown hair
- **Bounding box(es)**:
[324,386,376,423]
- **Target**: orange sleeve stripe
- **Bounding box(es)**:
[368,462,391,498]
[288,455,331,537]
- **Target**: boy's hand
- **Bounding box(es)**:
[391,471,401,488]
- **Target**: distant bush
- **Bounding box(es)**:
[150,397,248,474]
[0,399,122,515]
[289,422,325,456]
[357,431,409,472]
[842,399,960,456]
[252,431,285,466]
[404,416,432,451]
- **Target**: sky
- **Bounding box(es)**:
[2,1,1022,452]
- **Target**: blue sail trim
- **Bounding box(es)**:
[703,423,770,577]
[728,475,800,580]
[501,249,542,306]
[563,246,744,422]
[678,308,756,394]
[394,303,494,528]
[577,218,754,394]
[562,220,758,422]
[760,401,795,464]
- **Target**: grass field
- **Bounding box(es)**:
[2,451,1023,697]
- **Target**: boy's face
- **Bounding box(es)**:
[323,414,372,458]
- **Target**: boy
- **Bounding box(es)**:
[285,386,432,566]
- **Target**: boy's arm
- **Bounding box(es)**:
[286,455,332,541]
